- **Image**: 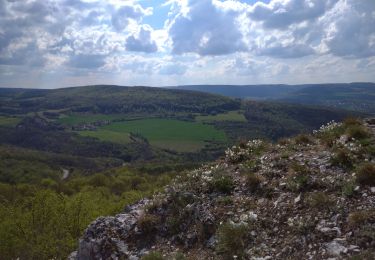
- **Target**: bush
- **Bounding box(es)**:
[173,252,186,260]
[347,125,371,140]
[211,175,234,194]
[286,163,310,192]
[308,192,333,210]
[331,149,353,169]
[216,223,249,259]
[277,138,290,146]
[316,125,345,147]
[217,196,233,206]
[356,163,375,186]
[245,174,261,192]
[142,251,165,260]
[348,210,375,228]
[342,181,356,197]
[295,134,312,145]
[138,214,160,235]
[343,117,362,127]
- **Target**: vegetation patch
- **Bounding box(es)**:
[138,214,161,236]
[356,163,375,186]
[141,251,165,260]
[346,125,371,140]
[286,162,311,192]
[331,148,354,169]
[348,210,375,228]
[79,130,131,144]
[83,118,227,152]
[211,174,234,194]
[216,222,249,259]
[0,116,21,127]
[295,134,313,145]
[341,181,356,197]
[58,113,126,126]
[308,192,333,210]
[195,111,247,122]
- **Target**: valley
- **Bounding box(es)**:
[0,84,371,259]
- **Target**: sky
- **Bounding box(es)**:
[0,0,374,88]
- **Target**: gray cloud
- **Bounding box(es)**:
[168,0,247,56]
[111,5,147,31]
[0,42,46,67]
[125,27,157,53]
[257,43,315,58]
[325,0,375,58]
[80,10,103,27]
[249,0,338,29]
[67,54,106,69]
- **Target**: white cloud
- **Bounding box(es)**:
[322,0,375,58]
[167,0,248,56]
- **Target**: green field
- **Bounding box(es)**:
[0,116,21,126]
[78,118,227,152]
[58,114,127,126]
[79,129,131,144]
[195,111,247,122]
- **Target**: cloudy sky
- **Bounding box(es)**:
[0,0,374,88]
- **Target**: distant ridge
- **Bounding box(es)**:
[171,83,375,114]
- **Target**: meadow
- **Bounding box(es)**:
[195,110,247,122]
[58,114,126,126]
[0,116,21,127]
[79,118,227,152]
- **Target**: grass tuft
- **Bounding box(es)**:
[356,163,375,186]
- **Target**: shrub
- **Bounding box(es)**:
[331,149,353,169]
[211,175,234,194]
[295,134,312,145]
[290,162,310,174]
[286,163,310,192]
[216,223,249,259]
[308,192,333,210]
[142,251,165,260]
[350,251,375,260]
[277,138,290,146]
[138,214,160,235]
[217,196,233,206]
[173,252,186,260]
[315,122,345,147]
[343,117,362,127]
[346,125,371,140]
[342,181,355,197]
[244,160,260,173]
[356,163,375,186]
[245,174,261,192]
[348,210,375,228]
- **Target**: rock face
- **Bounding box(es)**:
[74,120,375,259]
[76,199,149,259]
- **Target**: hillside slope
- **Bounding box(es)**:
[0,85,240,115]
[73,118,375,259]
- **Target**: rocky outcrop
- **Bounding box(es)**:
[73,119,375,259]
